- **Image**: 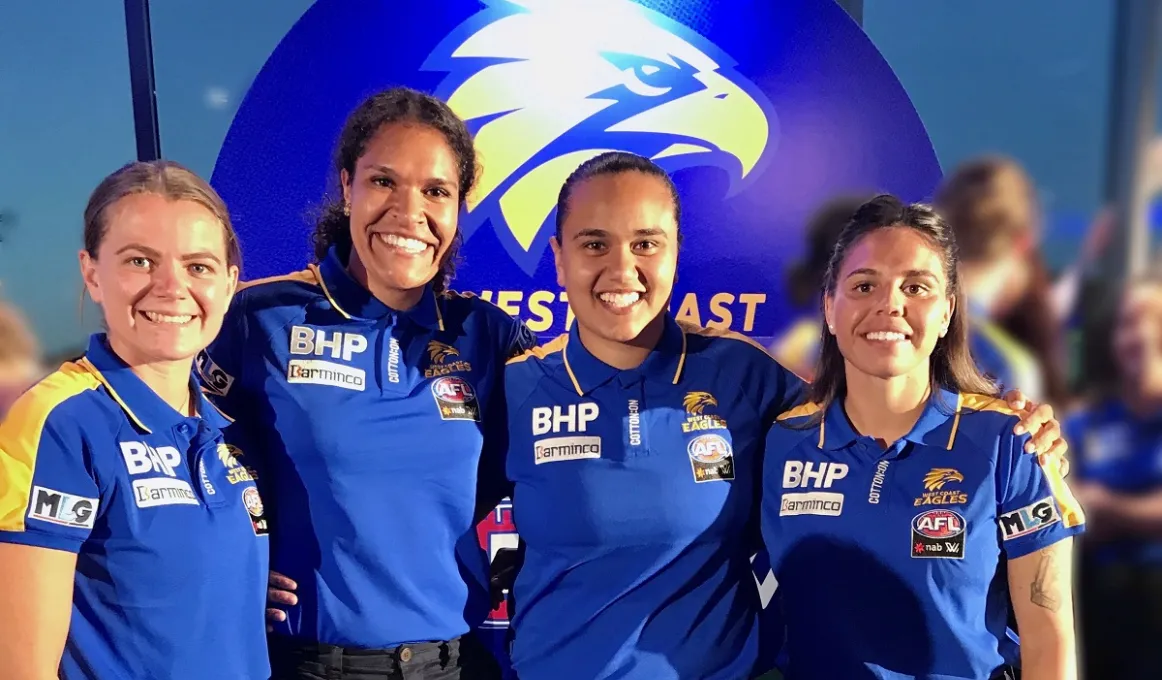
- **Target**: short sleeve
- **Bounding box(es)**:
[996,426,1085,559]
[758,355,808,426]
[0,399,101,553]
[197,296,248,413]
[504,318,539,360]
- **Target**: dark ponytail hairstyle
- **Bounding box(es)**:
[807,194,998,413]
[554,151,682,244]
[312,87,478,293]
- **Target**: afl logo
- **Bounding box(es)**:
[912,509,965,539]
[242,487,264,517]
[431,376,482,422]
[687,434,732,464]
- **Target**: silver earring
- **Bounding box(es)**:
[343,204,351,216]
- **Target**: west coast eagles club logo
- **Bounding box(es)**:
[681,391,727,432]
[424,0,777,274]
[915,467,967,507]
[425,341,474,378]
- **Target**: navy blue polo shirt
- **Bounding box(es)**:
[763,390,1085,680]
[199,246,535,648]
[0,334,269,680]
[1067,400,1162,565]
[503,314,804,680]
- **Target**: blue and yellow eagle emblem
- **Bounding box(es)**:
[424,0,776,273]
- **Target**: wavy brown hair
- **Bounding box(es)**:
[807,195,998,415]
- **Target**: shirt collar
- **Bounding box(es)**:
[820,388,963,451]
[79,334,232,434]
[563,314,687,396]
[313,246,444,330]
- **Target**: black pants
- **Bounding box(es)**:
[269,633,503,680]
[1080,558,1162,680]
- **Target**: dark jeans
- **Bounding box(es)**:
[1080,558,1162,680]
[269,633,502,680]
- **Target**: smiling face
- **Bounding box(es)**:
[341,122,462,309]
[1114,281,1162,384]
[79,193,239,366]
[551,171,678,350]
[824,226,954,383]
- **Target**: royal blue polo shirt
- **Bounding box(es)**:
[199,245,535,649]
[762,389,1085,680]
[0,333,269,680]
[503,314,804,680]
[1067,400,1162,565]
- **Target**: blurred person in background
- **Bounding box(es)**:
[0,299,41,419]
[936,156,1070,406]
[772,195,871,381]
[1067,272,1162,680]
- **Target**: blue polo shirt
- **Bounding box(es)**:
[199,245,535,648]
[762,390,1085,680]
[503,314,804,680]
[1067,400,1162,565]
[0,334,269,680]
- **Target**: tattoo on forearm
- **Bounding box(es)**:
[1030,551,1062,612]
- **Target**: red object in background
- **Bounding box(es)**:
[476,499,517,628]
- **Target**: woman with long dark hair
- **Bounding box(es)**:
[763,195,1083,680]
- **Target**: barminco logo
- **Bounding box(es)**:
[287,359,366,391]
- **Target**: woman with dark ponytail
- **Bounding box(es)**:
[199,87,535,680]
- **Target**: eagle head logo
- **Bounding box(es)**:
[683,391,718,415]
[424,0,776,274]
[217,443,243,469]
[428,341,460,364]
[923,468,964,491]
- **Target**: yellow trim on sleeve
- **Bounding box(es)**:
[0,363,101,532]
[1041,454,1086,529]
[506,334,567,366]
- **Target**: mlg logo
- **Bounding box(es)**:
[29,486,97,529]
[999,497,1061,541]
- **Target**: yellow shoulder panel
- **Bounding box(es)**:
[960,392,1018,417]
[507,334,567,365]
[776,402,824,422]
[678,322,775,357]
[0,363,101,532]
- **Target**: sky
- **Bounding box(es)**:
[0,0,1133,355]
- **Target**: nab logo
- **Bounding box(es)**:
[425,0,775,272]
[532,403,600,435]
[120,441,183,478]
[683,391,717,415]
[28,486,98,529]
[999,497,1061,540]
[290,325,368,362]
[782,461,848,489]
